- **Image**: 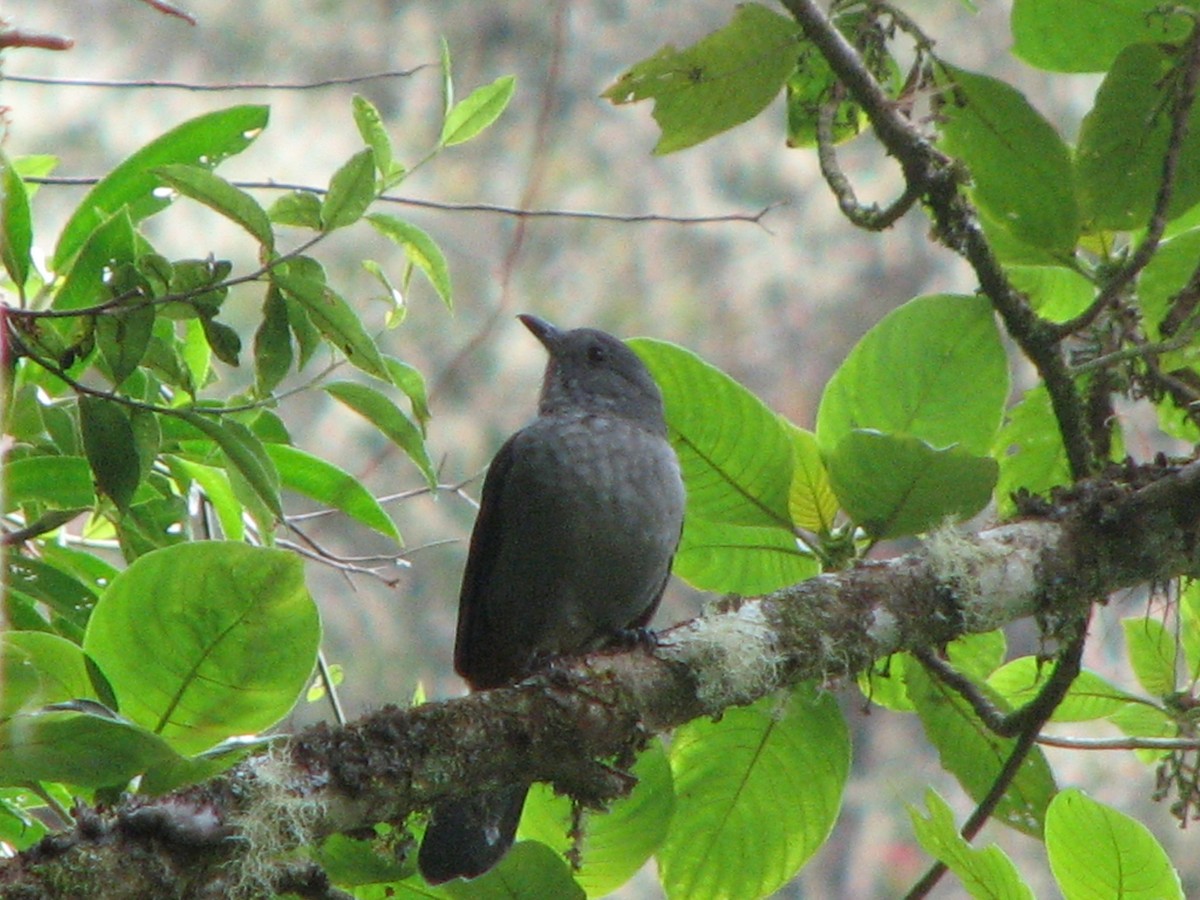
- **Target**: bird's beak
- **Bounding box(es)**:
[517,314,563,352]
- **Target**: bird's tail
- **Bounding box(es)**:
[417,784,528,884]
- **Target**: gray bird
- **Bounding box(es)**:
[417,314,685,884]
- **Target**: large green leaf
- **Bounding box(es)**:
[604,3,799,154]
[910,789,1034,900]
[53,105,268,271]
[5,554,98,632]
[905,662,1056,838]
[520,740,674,898]
[1076,43,1200,232]
[1046,789,1183,899]
[82,542,320,755]
[658,685,849,900]
[826,430,998,539]
[1012,0,1194,73]
[936,65,1079,253]
[264,443,402,543]
[817,294,1009,457]
[629,339,793,528]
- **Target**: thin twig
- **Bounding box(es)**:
[1,68,428,91]
[1037,734,1200,751]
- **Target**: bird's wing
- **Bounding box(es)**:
[453,431,520,688]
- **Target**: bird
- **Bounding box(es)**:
[417,314,686,884]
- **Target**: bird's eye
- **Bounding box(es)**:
[586,344,608,363]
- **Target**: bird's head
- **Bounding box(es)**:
[518,314,666,429]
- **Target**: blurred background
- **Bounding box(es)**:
[2,1,1188,896]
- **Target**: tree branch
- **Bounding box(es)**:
[6,456,1200,898]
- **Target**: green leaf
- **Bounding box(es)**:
[321,149,376,231]
[252,286,294,396]
[788,424,838,533]
[817,294,1009,457]
[629,339,793,528]
[988,659,1139,723]
[200,316,242,367]
[1,632,97,715]
[53,105,268,271]
[383,357,431,429]
[0,708,182,789]
[166,457,245,541]
[1182,579,1200,684]
[263,443,402,543]
[993,386,1071,517]
[96,304,156,386]
[175,412,282,519]
[52,208,138,312]
[323,381,435,486]
[1006,265,1096,324]
[1012,0,1193,73]
[603,3,799,154]
[352,94,397,179]
[1046,789,1183,899]
[273,263,390,381]
[905,662,1056,837]
[1,152,33,288]
[268,190,323,229]
[675,514,818,595]
[1076,43,1200,232]
[910,789,1035,900]
[1123,618,1179,698]
[827,430,998,539]
[442,841,585,899]
[658,686,849,900]
[82,542,320,755]
[365,214,453,308]
[1140,228,1200,342]
[5,456,96,511]
[440,75,517,147]
[79,396,141,512]
[312,828,412,887]
[936,65,1079,253]
[155,164,274,251]
[5,554,98,631]
[521,740,674,897]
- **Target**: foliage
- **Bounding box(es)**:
[4,0,1200,898]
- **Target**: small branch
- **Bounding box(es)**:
[1037,734,1200,751]
[815,96,921,230]
[133,0,197,25]
[0,68,428,91]
[21,176,781,229]
[0,29,75,51]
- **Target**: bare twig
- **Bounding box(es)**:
[1,68,428,91]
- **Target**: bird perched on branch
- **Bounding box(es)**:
[417,314,685,884]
